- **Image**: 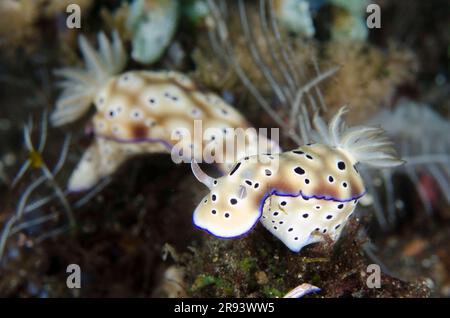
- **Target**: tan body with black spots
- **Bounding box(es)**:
[193,144,365,243]
[68,70,280,191]
[93,71,248,142]
[192,106,403,252]
[52,33,280,191]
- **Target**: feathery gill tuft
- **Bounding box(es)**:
[51,32,127,126]
[313,106,404,168]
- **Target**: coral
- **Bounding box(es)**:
[321,41,417,124]
[193,1,416,133]
[182,219,430,297]
[194,0,319,95]
[196,0,336,148]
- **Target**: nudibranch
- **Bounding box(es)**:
[191,107,404,252]
[51,32,280,191]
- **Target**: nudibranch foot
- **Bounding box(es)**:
[261,193,360,252]
[68,136,170,192]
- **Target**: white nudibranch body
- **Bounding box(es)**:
[191,107,404,252]
[51,33,280,192]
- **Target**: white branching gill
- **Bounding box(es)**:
[51,32,127,126]
[313,107,404,168]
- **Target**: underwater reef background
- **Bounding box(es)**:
[0,0,449,298]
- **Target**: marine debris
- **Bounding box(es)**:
[283,283,321,298]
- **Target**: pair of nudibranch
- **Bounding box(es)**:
[52,32,403,252]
